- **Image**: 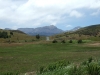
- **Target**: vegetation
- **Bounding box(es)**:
[0,24,100,75]
[61,40,66,43]
[38,58,100,75]
[69,40,73,43]
[52,39,57,43]
[52,24,100,41]
[74,24,100,36]
[0,31,9,38]
[0,30,46,43]
[36,34,40,39]
[0,41,100,74]
[78,39,83,43]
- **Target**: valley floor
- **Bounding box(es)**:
[0,41,100,75]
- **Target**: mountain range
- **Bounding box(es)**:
[3,25,81,36]
[17,25,64,36]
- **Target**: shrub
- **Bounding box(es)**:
[52,40,57,43]
[78,39,82,43]
[69,40,73,43]
[88,57,93,63]
[61,40,66,43]
[68,65,84,75]
[25,40,27,42]
[86,62,100,75]
[36,34,40,39]
[39,66,45,74]
[38,60,70,74]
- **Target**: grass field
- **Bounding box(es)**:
[0,41,100,74]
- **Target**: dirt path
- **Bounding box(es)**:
[88,43,100,46]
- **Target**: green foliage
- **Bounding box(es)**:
[36,34,40,39]
[38,60,70,74]
[0,31,8,39]
[86,62,100,75]
[52,39,57,43]
[67,65,84,75]
[38,59,100,75]
[61,40,66,43]
[78,39,83,43]
[10,31,13,36]
[25,40,27,42]
[69,40,73,43]
[88,57,93,63]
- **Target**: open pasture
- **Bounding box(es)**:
[0,41,100,74]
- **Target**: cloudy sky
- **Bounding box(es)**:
[0,0,100,30]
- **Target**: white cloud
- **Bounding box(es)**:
[66,25,72,28]
[0,0,100,28]
[70,10,83,18]
[91,9,100,16]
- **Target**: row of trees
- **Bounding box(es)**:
[52,39,83,43]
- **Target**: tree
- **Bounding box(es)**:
[78,39,82,43]
[61,40,66,43]
[0,31,8,39]
[36,34,40,39]
[69,40,73,43]
[52,39,57,43]
[10,31,13,35]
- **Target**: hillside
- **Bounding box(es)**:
[52,24,100,41]
[0,29,37,43]
[74,24,100,36]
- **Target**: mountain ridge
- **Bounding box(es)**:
[18,25,64,36]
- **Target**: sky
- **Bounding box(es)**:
[0,0,100,30]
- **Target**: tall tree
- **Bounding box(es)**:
[36,34,40,39]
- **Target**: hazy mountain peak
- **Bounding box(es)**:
[71,26,81,31]
[49,25,57,29]
[18,25,64,36]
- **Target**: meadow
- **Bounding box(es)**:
[0,40,100,75]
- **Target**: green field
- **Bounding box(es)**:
[0,41,100,74]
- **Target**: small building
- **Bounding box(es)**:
[46,37,50,41]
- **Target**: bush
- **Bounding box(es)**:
[37,59,100,75]
[86,62,100,75]
[78,39,82,43]
[36,34,40,39]
[52,40,57,43]
[25,40,27,42]
[38,60,70,74]
[68,65,84,75]
[69,40,73,43]
[61,40,66,43]
[88,57,93,63]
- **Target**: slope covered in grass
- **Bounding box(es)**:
[0,29,40,43]
[52,24,100,41]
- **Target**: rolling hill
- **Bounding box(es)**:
[0,29,37,43]
[52,24,100,41]
[74,24,100,36]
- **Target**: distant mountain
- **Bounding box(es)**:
[18,25,64,36]
[4,28,12,30]
[70,26,81,31]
